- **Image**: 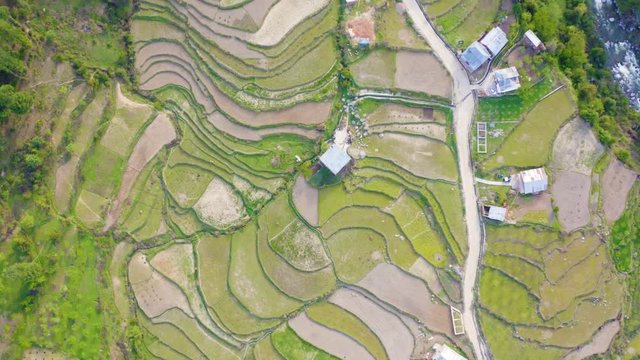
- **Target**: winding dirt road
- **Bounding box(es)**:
[402,0,486,358]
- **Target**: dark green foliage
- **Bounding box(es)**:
[0,84,33,122]
[518,0,640,164]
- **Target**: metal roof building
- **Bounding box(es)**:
[460,42,491,72]
[433,343,467,360]
[319,145,352,175]
[511,167,548,194]
[480,27,508,56]
[487,206,507,222]
[495,66,521,93]
[524,29,542,48]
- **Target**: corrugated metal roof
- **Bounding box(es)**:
[480,27,507,56]
[524,30,542,47]
[488,206,507,221]
[319,145,351,175]
[495,67,520,93]
[460,42,490,72]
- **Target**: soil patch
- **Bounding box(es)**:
[512,192,553,225]
[104,113,176,231]
[358,263,453,336]
[370,122,446,141]
[552,171,591,232]
[194,177,248,229]
[563,321,620,360]
[552,119,604,176]
[330,288,414,360]
[289,313,374,360]
[351,50,396,88]
[346,8,376,44]
[292,175,319,226]
[394,51,452,98]
[602,159,636,222]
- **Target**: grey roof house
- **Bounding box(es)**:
[460,42,491,72]
[480,27,508,56]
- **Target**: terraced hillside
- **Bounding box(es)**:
[95,0,478,358]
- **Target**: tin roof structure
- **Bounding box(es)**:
[319,145,352,175]
[460,42,491,72]
[480,27,508,56]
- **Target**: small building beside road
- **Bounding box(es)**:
[483,205,507,222]
[480,27,508,56]
[432,343,467,360]
[460,42,491,72]
[495,66,520,93]
[511,167,548,194]
[319,145,352,176]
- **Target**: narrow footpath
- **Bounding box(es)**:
[401,0,487,358]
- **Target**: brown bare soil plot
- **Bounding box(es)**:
[289,313,375,360]
[394,51,452,99]
[357,263,452,336]
[512,192,553,225]
[563,320,620,360]
[330,288,414,360]
[292,175,319,226]
[128,253,194,319]
[552,118,604,176]
[370,122,446,141]
[602,159,636,222]
[346,8,376,44]
[104,113,176,230]
[193,177,248,228]
[552,171,591,232]
[366,103,445,125]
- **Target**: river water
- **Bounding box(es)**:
[592,0,640,109]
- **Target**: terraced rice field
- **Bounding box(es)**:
[479,224,624,359]
[71,0,481,358]
[425,0,502,48]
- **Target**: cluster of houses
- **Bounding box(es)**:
[482,167,548,222]
[461,28,544,95]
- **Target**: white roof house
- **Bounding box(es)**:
[319,145,352,175]
[487,206,507,222]
[495,66,521,93]
[433,343,467,360]
[460,42,491,72]
[480,27,508,56]
[511,167,548,194]
[524,30,542,48]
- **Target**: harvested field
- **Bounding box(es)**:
[326,229,387,283]
[329,288,414,360]
[54,157,79,213]
[408,258,447,303]
[51,84,88,148]
[193,177,248,229]
[75,189,107,226]
[292,175,319,226]
[150,244,195,297]
[357,263,452,335]
[111,242,134,323]
[552,171,591,232]
[370,122,446,141]
[104,113,176,230]
[394,51,452,98]
[128,253,194,318]
[269,219,330,272]
[248,0,331,46]
[351,50,396,88]
[306,303,388,360]
[552,118,604,175]
[229,222,302,318]
[359,132,457,181]
[366,103,446,125]
[602,159,636,222]
[289,313,374,360]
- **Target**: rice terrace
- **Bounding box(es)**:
[0,0,639,359]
